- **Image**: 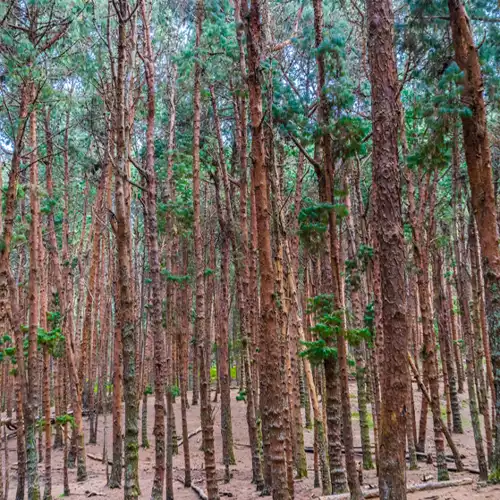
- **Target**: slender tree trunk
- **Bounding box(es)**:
[453,195,488,481]
[346,185,374,471]
[60,109,87,483]
[311,0,347,494]
[109,249,123,488]
[284,241,331,494]
[232,7,264,487]
[244,0,289,497]
[432,247,463,434]
[11,273,27,500]
[26,94,41,500]
[0,83,30,500]
[42,110,56,500]
[112,2,140,496]
[448,278,464,394]
[211,86,236,483]
[192,1,218,497]
[180,243,192,487]
[469,218,493,464]
[139,2,166,497]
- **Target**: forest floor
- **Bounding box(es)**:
[4,381,500,499]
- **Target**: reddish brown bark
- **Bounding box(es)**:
[311,0,361,496]
[26,96,41,499]
[408,169,448,480]
[244,0,289,497]
[367,0,410,495]
[233,2,264,488]
[112,2,140,496]
[453,181,488,480]
[179,242,192,487]
[447,0,500,472]
[432,246,463,434]
[60,108,87,483]
[192,1,218,497]
[211,86,236,483]
[140,2,166,497]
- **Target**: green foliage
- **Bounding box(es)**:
[301,294,370,363]
[300,338,338,364]
[40,310,65,357]
[144,384,153,396]
[161,269,190,284]
[169,385,180,398]
[364,302,375,332]
[358,244,374,265]
[453,338,465,353]
[55,414,76,429]
[0,330,16,365]
[40,197,58,215]
[298,203,348,252]
[4,347,15,356]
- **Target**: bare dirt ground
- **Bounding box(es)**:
[4,381,500,499]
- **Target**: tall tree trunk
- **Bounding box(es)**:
[112,1,140,496]
[367,0,410,495]
[60,109,87,483]
[346,182,374,471]
[109,249,123,488]
[192,1,219,497]
[244,0,289,497]
[232,4,264,487]
[447,0,500,474]
[42,109,56,500]
[211,86,236,483]
[140,2,166,497]
[468,217,494,464]
[311,0,347,494]
[447,278,465,395]
[312,0,361,496]
[284,240,331,494]
[288,153,307,479]
[453,196,488,480]
[179,242,192,487]
[0,80,30,500]
[26,92,41,500]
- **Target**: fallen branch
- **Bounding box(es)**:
[0,419,17,431]
[412,451,465,463]
[6,431,17,440]
[304,445,371,456]
[87,453,115,467]
[177,426,202,447]
[447,466,481,475]
[233,441,251,448]
[190,482,208,500]
[319,477,473,499]
[175,476,208,500]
